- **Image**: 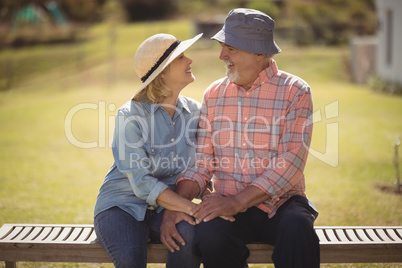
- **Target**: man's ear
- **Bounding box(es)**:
[256,54,265,61]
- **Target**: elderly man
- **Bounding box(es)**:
[161,8,320,268]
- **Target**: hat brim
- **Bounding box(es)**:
[133,33,203,99]
[212,30,281,55]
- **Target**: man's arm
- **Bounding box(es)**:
[250,85,313,200]
[175,179,201,200]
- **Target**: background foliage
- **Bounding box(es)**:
[0,0,376,46]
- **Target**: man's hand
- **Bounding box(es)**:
[191,193,241,224]
[192,186,271,223]
[160,210,195,253]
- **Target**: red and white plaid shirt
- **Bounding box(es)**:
[179,59,313,218]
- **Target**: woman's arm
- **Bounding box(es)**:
[156,188,196,214]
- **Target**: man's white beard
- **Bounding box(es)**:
[226,66,240,82]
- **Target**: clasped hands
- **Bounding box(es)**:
[191,193,238,224]
[160,193,240,253]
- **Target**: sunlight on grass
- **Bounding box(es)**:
[0,20,401,267]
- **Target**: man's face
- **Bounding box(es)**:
[219,43,263,88]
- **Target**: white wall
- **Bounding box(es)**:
[376,0,402,85]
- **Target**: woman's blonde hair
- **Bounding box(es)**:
[133,65,171,104]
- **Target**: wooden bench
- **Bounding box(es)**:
[0,224,401,267]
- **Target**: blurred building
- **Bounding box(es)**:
[351,0,401,87]
[375,0,402,86]
[350,36,377,85]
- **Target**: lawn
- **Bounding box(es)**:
[0,21,401,267]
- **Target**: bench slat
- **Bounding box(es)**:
[386,228,401,241]
[345,228,360,242]
[375,229,392,242]
[315,228,328,242]
[366,229,383,242]
[24,227,43,241]
[325,229,339,242]
[57,227,81,242]
[335,228,349,242]
[52,227,69,242]
[64,227,82,242]
[14,226,33,241]
[0,225,13,240]
[395,228,402,239]
[79,227,94,242]
[356,228,371,242]
[44,227,62,242]
[3,226,23,241]
[35,227,52,241]
[87,228,98,242]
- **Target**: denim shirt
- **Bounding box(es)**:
[94,95,201,221]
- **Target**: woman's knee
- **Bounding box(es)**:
[176,221,197,242]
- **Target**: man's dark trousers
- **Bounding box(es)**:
[195,195,320,268]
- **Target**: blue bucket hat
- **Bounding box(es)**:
[212,8,281,55]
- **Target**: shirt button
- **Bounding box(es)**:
[172,122,176,126]
[171,138,175,142]
[151,148,154,152]
[244,117,247,121]
[243,143,246,146]
[173,158,177,162]
[243,169,246,172]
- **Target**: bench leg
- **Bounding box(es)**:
[5,261,16,268]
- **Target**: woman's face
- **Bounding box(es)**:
[163,53,195,93]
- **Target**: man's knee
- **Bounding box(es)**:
[276,197,317,235]
[195,218,229,248]
[195,219,250,268]
[273,212,320,267]
[277,213,316,243]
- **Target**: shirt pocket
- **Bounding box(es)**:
[144,144,163,174]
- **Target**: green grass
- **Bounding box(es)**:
[0,21,401,267]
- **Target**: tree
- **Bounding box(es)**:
[288,0,376,45]
[119,0,177,22]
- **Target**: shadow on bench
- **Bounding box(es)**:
[1,224,401,267]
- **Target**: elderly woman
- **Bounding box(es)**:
[94,33,203,268]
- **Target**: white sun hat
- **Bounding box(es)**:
[133,33,203,99]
